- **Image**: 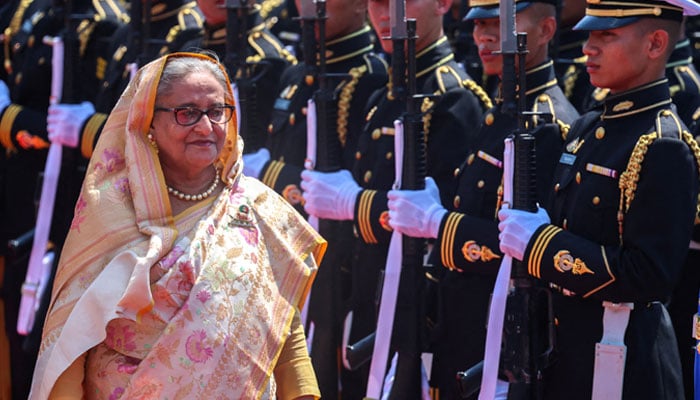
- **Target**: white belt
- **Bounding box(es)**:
[591,301,634,400]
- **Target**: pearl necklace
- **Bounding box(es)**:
[167,168,220,201]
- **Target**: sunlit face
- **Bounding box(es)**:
[583,24,651,93]
[151,71,228,180]
[472,6,553,76]
[197,0,226,25]
[368,0,446,53]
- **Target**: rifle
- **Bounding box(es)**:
[225,0,265,153]
[344,0,415,376]
[356,5,427,396]
[17,0,81,335]
[126,0,152,78]
[457,1,555,398]
[299,1,350,396]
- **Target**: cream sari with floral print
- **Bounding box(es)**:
[29,53,325,399]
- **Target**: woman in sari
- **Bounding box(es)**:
[29,52,326,399]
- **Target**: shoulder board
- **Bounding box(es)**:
[247,28,296,64]
[94,0,128,23]
[177,6,204,29]
[670,65,700,96]
[363,53,389,75]
[428,64,467,94]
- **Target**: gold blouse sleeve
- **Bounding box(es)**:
[49,352,86,399]
[274,310,321,400]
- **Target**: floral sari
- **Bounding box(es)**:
[29,53,325,399]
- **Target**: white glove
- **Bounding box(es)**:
[300,169,360,220]
[498,206,550,261]
[242,147,270,179]
[47,101,95,148]
[387,177,447,239]
[0,80,10,114]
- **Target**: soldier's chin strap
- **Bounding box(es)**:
[591,301,634,400]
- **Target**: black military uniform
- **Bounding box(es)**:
[0,1,126,397]
[527,77,698,400]
[345,36,491,398]
[432,58,578,399]
[514,1,700,396]
[179,4,296,154]
[661,38,700,400]
[262,23,388,399]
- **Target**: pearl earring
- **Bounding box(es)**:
[147,133,159,153]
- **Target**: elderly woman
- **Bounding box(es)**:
[29,52,326,400]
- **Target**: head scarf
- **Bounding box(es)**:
[29,52,284,397]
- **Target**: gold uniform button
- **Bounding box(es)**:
[15,72,21,85]
[467,153,475,165]
[289,113,296,126]
[453,167,460,177]
[563,219,568,230]
[485,112,495,126]
[364,171,372,183]
[554,183,560,192]
[477,180,485,189]
[538,94,548,102]
[355,151,362,160]
[661,109,672,117]
[302,107,307,116]
[268,123,274,133]
[592,196,600,205]
[386,152,393,160]
[576,172,581,184]
[28,35,35,48]
[453,195,461,209]
[371,128,381,140]
[253,32,262,39]
[305,75,314,86]
[439,66,450,73]
[595,127,605,139]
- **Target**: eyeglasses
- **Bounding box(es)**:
[154,105,236,127]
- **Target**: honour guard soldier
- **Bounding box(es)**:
[386,0,578,397]
[0,0,127,398]
[301,0,492,397]
[181,0,297,151]
[245,1,388,398]
[498,0,700,398]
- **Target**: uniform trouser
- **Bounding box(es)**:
[1,256,12,400]
[668,247,700,400]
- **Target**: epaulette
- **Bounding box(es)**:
[94,0,129,23]
[429,64,465,95]
[259,0,284,20]
[670,64,700,97]
[532,93,570,140]
[364,52,389,75]
[160,7,204,55]
[618,109,700,243]
[246,27,296,64]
